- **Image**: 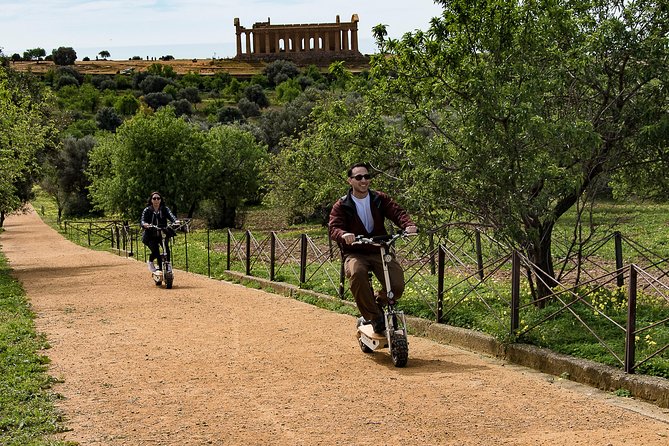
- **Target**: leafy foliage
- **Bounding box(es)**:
[51,46,77,66]
[263,59,300,87]
[0,252,69,445]
[198,125,268,227]
[0,66,53,226]
[95,106,122,132]
[368,0,669,297]
[87,108,207,217]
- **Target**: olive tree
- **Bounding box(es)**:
[369,0,669,299]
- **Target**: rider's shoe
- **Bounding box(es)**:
[147,261,157,272]
[372,316,386,334]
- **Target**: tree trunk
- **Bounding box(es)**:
[526,221,559,307]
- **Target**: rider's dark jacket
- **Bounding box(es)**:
[328,189,415,255]
[140,205,177,244]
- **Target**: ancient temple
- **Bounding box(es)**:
[233,14,366,63]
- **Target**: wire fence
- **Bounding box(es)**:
[62,220,669,377]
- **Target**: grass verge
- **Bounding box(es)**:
[0,248,72,445]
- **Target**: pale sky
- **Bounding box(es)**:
[0,1,444,60]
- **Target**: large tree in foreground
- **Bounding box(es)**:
[370,0,669,299]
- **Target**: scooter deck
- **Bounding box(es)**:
[358,324,386,339]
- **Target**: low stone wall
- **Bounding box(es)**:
[223,270,669,408]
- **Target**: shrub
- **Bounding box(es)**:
[96,106,122,132]
[217,106,244,124]
[139,75,171,94]
[143,92,172,110]
[244,84,269,108]
[56,74,79,89]
[263,59,300,86]
[237,97,260,118]
[115,93,140,116]
[178,86,201,103]
[170,98,193,117]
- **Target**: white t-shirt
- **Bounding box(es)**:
[352,194,374,233]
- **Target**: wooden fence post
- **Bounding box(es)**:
[299,234,307,285]
[226,229,231,270]
[615,231,624,288]
[207,228,211,278]
[625,265,637,373]
[511,251,521,336]
[245,230,251,276]
[475,229,484,281]
[437,245,445,323]
[270,231,276,281]
[429,232,436,275]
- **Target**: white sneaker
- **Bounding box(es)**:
[147,261,157,272]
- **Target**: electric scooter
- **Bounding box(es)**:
[146,220,189,289]
[353,231,413,367]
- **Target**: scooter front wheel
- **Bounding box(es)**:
[165,271,173,289]
[390,334,408,367]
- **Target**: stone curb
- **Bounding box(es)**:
[223,271,669,408]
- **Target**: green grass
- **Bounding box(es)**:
[0,248,72,445]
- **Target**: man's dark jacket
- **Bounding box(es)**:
[328,189,414,254]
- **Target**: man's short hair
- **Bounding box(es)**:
[347,162,371,178]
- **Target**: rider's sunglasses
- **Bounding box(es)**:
[152,196,161,201]
[350,174,371,181]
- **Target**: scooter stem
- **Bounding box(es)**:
[380,246,394,304]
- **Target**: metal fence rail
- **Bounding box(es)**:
[62,220,669,376]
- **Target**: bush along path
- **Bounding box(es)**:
[1,208,668,445]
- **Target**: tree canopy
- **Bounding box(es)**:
[367,0,669,297]
[86,108,266,223]
[0,66,53,226]
[52,47,77,66]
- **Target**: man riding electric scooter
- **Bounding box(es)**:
[328,162,417,335]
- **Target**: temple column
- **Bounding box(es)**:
[253,32,260,54]
[236,31,242,57]
[351,27,358,52]
[342,28,349,51]
[246,32,252,55]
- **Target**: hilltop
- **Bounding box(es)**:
[9,57,371,78]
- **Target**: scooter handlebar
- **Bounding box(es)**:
[144,219,190,234]
[352,230,417,246]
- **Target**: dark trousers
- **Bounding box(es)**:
[144,239,170,270]
[344,251,405,322]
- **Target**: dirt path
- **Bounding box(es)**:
[2,209,669,446]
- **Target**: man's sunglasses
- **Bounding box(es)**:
[350,174,371,181]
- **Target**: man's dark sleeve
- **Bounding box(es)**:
[328,199,347,243]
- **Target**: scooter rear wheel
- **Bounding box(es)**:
[390,334,408,367]
[356,318,374,353]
